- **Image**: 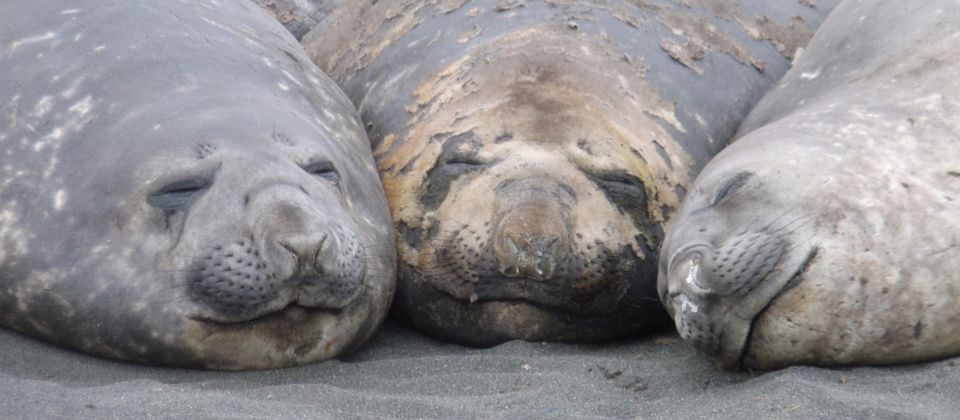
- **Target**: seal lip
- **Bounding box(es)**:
[460,294,628,317]
[427,275,632,317]
[189,303,342,326]
[415,264,632,317]
[399,261,670,345]
[187,284,367,326]
[731,246,819,370]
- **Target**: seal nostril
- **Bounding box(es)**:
[506,236,520,255]
[545,237,559,252]
[313,247,324,273]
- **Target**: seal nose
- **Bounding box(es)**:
[493,202,570,281]
[277,232,328,275]
[664,251,723,355]
[499,234,561,280]
[670,252,710,296]
[662,252,700,317]
[263,199,366,310]
[275,227,366,309]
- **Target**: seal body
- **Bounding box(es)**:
[302,0,837,345]
[659,0,960,370]
[0,0,395,370]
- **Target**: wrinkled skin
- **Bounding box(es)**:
[303,0,837,345]
[0,0,394,370]
[659,0,960,370]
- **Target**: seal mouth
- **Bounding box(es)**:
[189,277,367,325]
[397,261,668,345]
[456,293,622,317]
[728,246,819,370]
[438,273,630,317]
[190,299,352,326]
[420,242,643,317]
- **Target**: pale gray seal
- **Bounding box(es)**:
[0,0,394,370]
[659,0,960,370]
[301,0,838,345]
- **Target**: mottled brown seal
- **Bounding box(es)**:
[0,0,394,369]
[659,0,960,370]
[303,0,837,345]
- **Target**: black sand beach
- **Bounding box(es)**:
[1,320,956,419]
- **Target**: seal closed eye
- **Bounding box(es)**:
[302,160,341,187]
[148,178,212,210]
[711,171,754,206]
[588,170,648,215]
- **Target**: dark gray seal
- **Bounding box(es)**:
[0,0,395,370]
[659,0,960,370]
[301,0,837,345]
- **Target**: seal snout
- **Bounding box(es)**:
[423,171,639,316]
[278,227,367,310]
[188,197,367,323]
[493,202,571,281]
[663,229,791,367]
[664,247,723,355]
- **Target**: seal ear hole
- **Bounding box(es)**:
[147,178,211,211]
[712,171,755,206]
[303,160,341,188]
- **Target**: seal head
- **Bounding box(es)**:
[658,161,817,369]
[0,0,394,370]
[659,0,960,370]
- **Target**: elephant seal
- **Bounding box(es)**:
[659,0,960,370]
[0,0,394,370]
[302,0,837,345]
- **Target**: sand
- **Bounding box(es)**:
[0,320,957,419]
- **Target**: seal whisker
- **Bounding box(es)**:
[765,212,814,235]
[149,268,206,274]
[758,210,795,233]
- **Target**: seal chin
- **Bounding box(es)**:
[183,302,360,370]
[191,302,322,325]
